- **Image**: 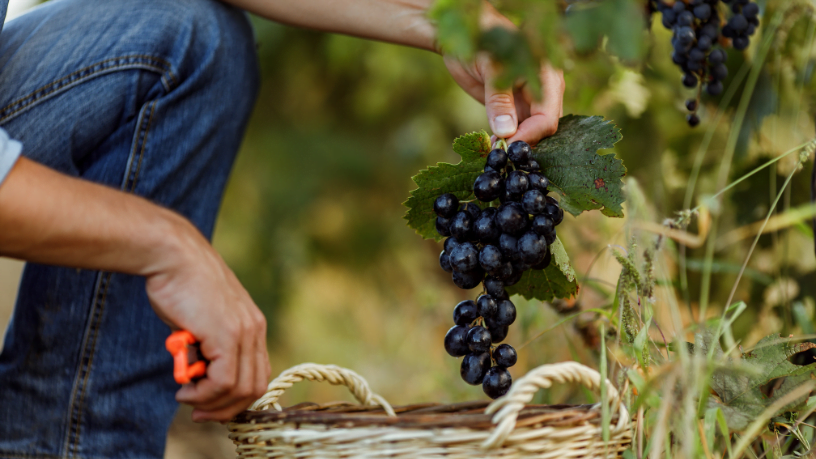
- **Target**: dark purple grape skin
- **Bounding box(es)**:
[450,241,479,273]
[685,99,698,111]
[532,250,552,270]
[476,294,498,319]
[522,189,547,215]
[466,326,492,353]
[434,193,459,218]
[494,300,517,327]
[461,352,491,385]
[440,251,453,273]
[543,228,557,246]
[493,262,514,281]
[732,36,750,50]
[482,367,512,399]
[742,2,758,17]
[473,171,504,203]
[486,148,508,170]
[444,325,470,357]
[503,269,523,287]
[449,211,473,241]
[706,80,723,95]
[452,269,484,289]
[498,233,519,260]
[532,214,554,236]
[682,73,698,88]
[488,325,509,343]
[544,197,564,226]
[689,48,705,62]
[711,63,728,80]
[696,35,712,51]
[506,170,529,196]
[708,48,726,65]
[677,10,694,26]
[436,216,451,237]
[518,231,548,265]
[453,300,478,326]
[496,203,529,236]
[460,202,482,220]
[493,344,518,368]
[729,13,748,32]
[444,237,459,254]
[687,113,700,127]
[507,141,531,165]
[484,276,506,298]
[527,172,549,192]
[693,3,711,20]
[474,208,500,242]
[479,244,504,273]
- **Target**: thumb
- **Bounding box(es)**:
[482,57,518,139]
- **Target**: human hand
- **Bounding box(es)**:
[144,220,270,423]
[441,5,565,146]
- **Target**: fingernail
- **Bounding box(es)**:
[493,115,516,137]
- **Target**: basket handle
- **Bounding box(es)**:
[482,361,630,449]
[248,363,397,417]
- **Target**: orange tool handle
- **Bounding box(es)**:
[166,330,207,384]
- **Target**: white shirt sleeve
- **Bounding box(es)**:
[0,127,22,186]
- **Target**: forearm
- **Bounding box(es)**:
[0,158,200,277]
[222,0,437,51]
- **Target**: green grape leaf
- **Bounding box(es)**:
[564,0,647,62]
[403,131,491,241]
[429,0,482,60]
[506,237,578,301]
[695,333,816,431]
[532,115,626,218]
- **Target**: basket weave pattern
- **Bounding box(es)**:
[229,362,632,458]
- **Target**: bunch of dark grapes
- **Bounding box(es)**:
[434,141,564,399]
[654,0,760,126]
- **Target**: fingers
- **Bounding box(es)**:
[481,55,518,139]
[509,63,565,145]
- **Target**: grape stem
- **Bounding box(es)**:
[493,138,508,151]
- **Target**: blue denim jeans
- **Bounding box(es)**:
[0,0,259,457]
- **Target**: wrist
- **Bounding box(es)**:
[137,207,209,278]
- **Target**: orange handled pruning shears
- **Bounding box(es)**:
[165,330,208,384]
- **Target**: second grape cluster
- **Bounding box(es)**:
[435,141,564,398]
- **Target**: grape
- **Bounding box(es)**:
[687,60,703,72]
[449,211,473,241]
[677,10,694,26]
[506,170,529,195]
[672,2,686,13]
[676,26,695,44]
[494,300,517,327]
[532,250,552,270]
[732,36,749,50]
[452,269,484,289]
[693,3,711,20]
[687,113,700,127]
[493,262,514,281]
[460,202,481,220]
[518,231,548,265]
[484,165,498,173]
[706,80,723,95]
[696,35,712,51]
[746,24,756,35]
[450,241,479,272]
[662,10,676,28]
[488,325,509,343]
[453,300,478,326]
[722,24,735,38]
[498,233,519,260]
[682,73,698,88]
[496,203,529,236]
[689,48,705,62]
[474,208,500,242]
[434,193,459,218]
[484,276,506,298]
[507,141,531,165]
[440,251,453,273]
[486,148,508,170]
[543,228,557,246]
[466,326,492,353]
[435,216,451,237]
[503,269,523,287]
[685,99,698,111]
[444,325,470,357]
[672,51,687,65]
[711,63,728,80]
[527,160,541,171]
[473,171,504,202]
[532,214,554,236]
[743,2,758,17]
[521,189,547,215]
[729,14,748,32]
[477,294,498,319]
[700,23,719,40]
[443,237,459,254]
[482,367,512,399]
[708,48,726,64]
[493,344,518,368]
[543,198,564,226]
[526,172,550,192]
[460,352,490,385]
[478,245,504,273]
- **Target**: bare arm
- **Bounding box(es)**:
[0,158,270,422]
[224,0,565,144]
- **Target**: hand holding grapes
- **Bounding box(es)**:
[440,3,565,145]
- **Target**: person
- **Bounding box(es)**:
[0,0,564,457]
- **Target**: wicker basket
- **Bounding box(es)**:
[228,362,632,458]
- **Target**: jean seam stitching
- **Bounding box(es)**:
[0,452,82,459]
[0,54,177,125]
[64,272,111,458]
[127,100,157,192]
